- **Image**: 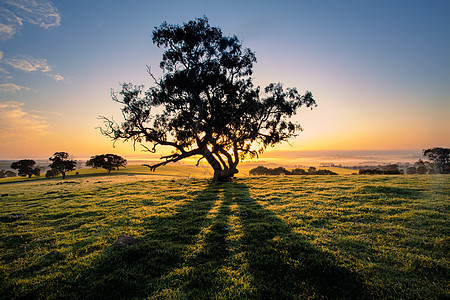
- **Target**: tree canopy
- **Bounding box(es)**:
[100,17,316,181]
[423,147,450,174]
[86,154,127,173]
[49,152,77,179]
[10,160,40,178]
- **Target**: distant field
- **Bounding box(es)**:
[0,172,448,299]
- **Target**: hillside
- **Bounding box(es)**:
[1,174,448,298]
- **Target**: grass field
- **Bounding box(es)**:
[0,171,448,299]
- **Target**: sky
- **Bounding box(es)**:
[0,0,449,163]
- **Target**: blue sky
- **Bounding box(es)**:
[0,0,449,160]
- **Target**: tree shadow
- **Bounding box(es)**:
[56,180,370,299]
[160,187,235,298]
[67,182,224,299]
[233,180,371,299]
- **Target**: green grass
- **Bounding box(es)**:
[0,174,448,299]
[0,164,215,184]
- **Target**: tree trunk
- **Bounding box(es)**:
[212,167,239,182]
[201,148,239,182]
[62,172,66,179]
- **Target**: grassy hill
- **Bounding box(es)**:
[0,172,448,299]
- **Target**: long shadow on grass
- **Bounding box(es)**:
[161,188,235,298]
[234,181,371,299]
[67,182,224,299]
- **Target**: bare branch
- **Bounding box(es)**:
[146,66,159,85]
[196,156,204,166]
[143,148,202,171]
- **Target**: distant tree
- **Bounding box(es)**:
[359,168,383,175]
[307,167,317,174]
[314,169,338,175]
[10,160,40,178]
[45,170,57,178]
[380,164,403,175]
[0,169,17,178]
[99,17,316,182]
[249,166,336,176]
[423,147,450,174]
[270,167,291,175]
[86,154,127,173]
[414,159,428,174]
[405,166,417,174]
[49,152,77,179]
[291,168,307,175]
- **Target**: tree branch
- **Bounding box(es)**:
[143,148,202,171]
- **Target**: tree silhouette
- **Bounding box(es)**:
[86,154,127,173]
[49,152,76,179]
[10,160,40,178]
[414,159,428,174]
[423,147,450,174]
[100,17,316,181]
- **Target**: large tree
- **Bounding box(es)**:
[49,152,77,179]
[100,17,316,181]
[423,147,450,174]
[86,154,127,173]
[10,160,40,178]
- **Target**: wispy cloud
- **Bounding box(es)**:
[45,73,64,81]
[0,83,30,92]
[0,101,50,139]
[0,54,64,81]
[2,55,51,72]
[0,0,61,40]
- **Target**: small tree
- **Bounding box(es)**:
[86,154,127,173]
[405,166,417,174]
[423,147,450,174]
[307,167,317,174]
[414,159,428,174]
[0,169,17,178]
[10,160,40,178]
[49,152,76,179]
[100,17,316,182]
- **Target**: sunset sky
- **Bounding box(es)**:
[0,0,449,162]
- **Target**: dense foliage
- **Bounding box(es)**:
[423,147,450,174]
[249,166,337,175]
[100,17,316,181]
[48,152,76,179]
[10,159,40,178]
[86,154,127,173]
[358,164,403,175]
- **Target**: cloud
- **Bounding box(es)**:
[45,73,64,81]
[2,55,51,72]
[0,0,61,40]
[1,54,64,81]
[0,83,30,92]
[0,101,50,139]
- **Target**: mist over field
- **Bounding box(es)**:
[0,149,425,172]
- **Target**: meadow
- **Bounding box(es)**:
[0,168,448,299]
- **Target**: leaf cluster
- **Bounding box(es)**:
[10,160,40,178]
[423,147,450,174]
[86,154,127,172]
[49,152,76,175]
